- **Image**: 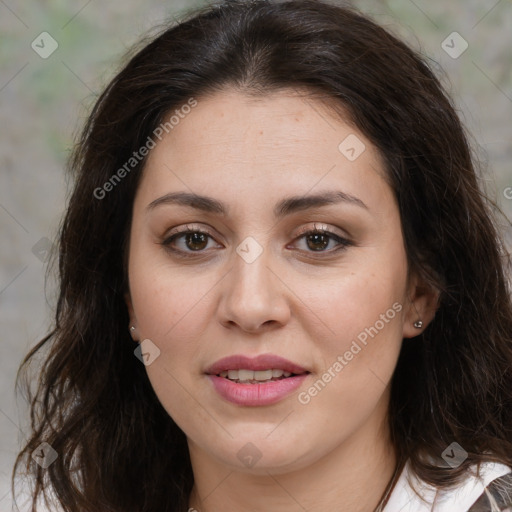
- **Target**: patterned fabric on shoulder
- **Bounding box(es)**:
[468,472,512,512]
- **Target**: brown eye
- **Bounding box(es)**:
[294,228,351,254]
[184,232,209,251]
[161,228,219,255]
[305,232,330,251]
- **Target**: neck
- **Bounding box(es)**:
[187,393,398,512]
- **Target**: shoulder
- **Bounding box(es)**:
[467,471,512,511]
[383,459,512,512]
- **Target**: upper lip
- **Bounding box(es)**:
[205,354,310,375]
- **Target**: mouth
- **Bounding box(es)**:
[215,368,308,384]
[204,354,310,406]
[205,353,310,379]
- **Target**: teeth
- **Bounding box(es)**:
[218,369,296,382]
[254,370,273,381]
[238,369,254,381]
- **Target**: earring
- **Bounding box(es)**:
[130,326,136,332]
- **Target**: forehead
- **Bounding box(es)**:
[136,89,392,216]
[153,89,359,158]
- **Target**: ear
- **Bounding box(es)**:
[402,271,440,339]
[125,292,134,318]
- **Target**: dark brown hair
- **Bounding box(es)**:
[13,0,512,510]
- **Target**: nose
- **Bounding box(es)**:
[217,246,291,333]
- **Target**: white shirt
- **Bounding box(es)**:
[383,459,512,511]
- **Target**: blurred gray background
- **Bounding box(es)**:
[1,0,511,509]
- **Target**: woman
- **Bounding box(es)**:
[13,1,512,511]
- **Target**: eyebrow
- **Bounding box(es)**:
[145,190,368,218]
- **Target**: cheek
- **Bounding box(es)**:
[127,242,226,387]
[290,246,407,404]
[291,272,405,443]
[298,261,405,347]
[127,247,216,388]
[129,238,219,342]
[129,261,219,431]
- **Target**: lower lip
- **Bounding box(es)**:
[207,374,309,406]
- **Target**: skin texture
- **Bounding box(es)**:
[125,89,438,512]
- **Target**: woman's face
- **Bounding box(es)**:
[125,88,428,473]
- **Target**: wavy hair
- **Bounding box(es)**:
[13,0,512,510]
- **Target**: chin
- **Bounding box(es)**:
[207,436,316,474]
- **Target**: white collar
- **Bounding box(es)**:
[383,458,512,511]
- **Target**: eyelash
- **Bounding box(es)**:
[160,223,352,258]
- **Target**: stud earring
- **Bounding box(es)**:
[130,326,136,332]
